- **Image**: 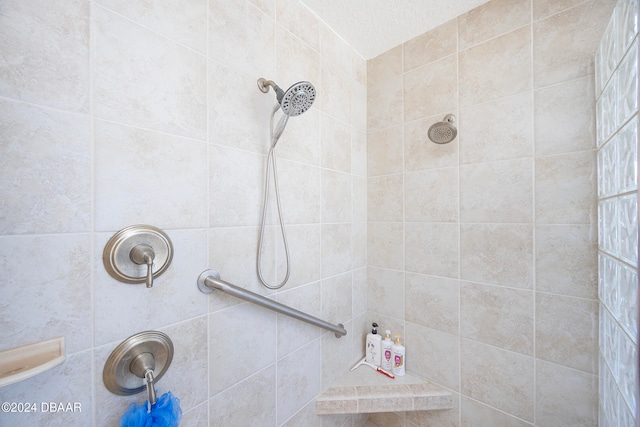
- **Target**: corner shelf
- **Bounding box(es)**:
[0,337,65,388]
[316,368,453,415]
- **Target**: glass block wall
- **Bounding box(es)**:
[596,0,640,425]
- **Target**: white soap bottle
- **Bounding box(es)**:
[381,330,393,371]
[365,323,382,366]
[392,334,406,376]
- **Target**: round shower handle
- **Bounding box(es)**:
[103,225,173,288]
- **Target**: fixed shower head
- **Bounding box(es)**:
[428,114,457,144]
[257,78,316,116]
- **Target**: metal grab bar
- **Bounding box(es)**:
[197,269,347,338]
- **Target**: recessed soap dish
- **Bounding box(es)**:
[0,337,65,388]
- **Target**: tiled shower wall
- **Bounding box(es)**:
[366,0,616,425]
[596,0,640,425]
[0,0,368,426]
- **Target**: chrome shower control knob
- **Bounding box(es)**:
[103,225,173,288]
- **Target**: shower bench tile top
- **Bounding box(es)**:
[315,368,453,415]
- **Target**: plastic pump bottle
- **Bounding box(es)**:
[392,334,406,376]
[381,330,393,371]
[365,323,382,366]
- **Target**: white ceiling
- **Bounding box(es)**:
[300,0,491,59]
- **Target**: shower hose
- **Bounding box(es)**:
[257,103,291,289]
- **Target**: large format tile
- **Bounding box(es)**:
[0,100,90,234]
[0,0,89,112]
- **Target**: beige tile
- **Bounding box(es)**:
[277,224,322,289]
[368,175,404,222]
[209,0,275,77]
[407,392,460,427]
[352,79,367,132]
[352,268,368,316]
[460,224,533,289]
[461,396,533,427]
[95,120,208,230]
[277,282,323,357]
[405,168,458,223]
[0,100,90,234]
[368,222,404,270]
[1,351,93,427]
[406,323,460,391]
[209,145,265,226]
[533,0,587,20]
[533,0,616,88]
[353,176,368,222]
[208,303,277,395]
[461,339,534,422]
[180,403,208,427]
[460,158,533,223]
[368,73,403,131]
[405,273,459,335]
[0,235,92,354]
[460,92,533,164]
[534,76,596,155]
[535,224,598,299]
[536,293,598,373]
[322,114,351,172]
[321,60,352,125]
[368,126,404,176]
[459,26,531,107]
[405,116,459,172]
[276,0,319,51]
[279,159,322,224]
[321,224,351,278]
[277,340,322,424]
[458,0,531,49]
[322,272,353,325]
[323,320,354,389]
[368,412,404,427]
[368,45,403,82]
[286,401,324,426]
[321,25,356,79]
[96,0,207,53]
[323,169,352,223]
[209,226,274,300]
[368,267,405,319]
[404,19,457,72]
[352,222,368,269]
[208,61,274,154]
[0,0,89,112]
[404,55,458,122]
[406,223,459,279]
[536,360,598,426]
[460,282,534,355]
[535,150,596,224]
[94,6,206,139]
[159,317,208,411]
[209,366,276,426]
[352,130,367,176]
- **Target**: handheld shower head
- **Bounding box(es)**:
[257,78,316,116]
[428,114,457,144]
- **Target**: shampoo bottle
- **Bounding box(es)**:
[381,330,393,371]
[365,323,382,366]
[392,334,406,376]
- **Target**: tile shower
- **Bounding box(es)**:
[0,1,631,427]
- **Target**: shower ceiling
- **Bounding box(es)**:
[300,0,490,59]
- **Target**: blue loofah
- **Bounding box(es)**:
[121,391,182,427]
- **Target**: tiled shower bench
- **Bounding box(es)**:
[316,368,453,415]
